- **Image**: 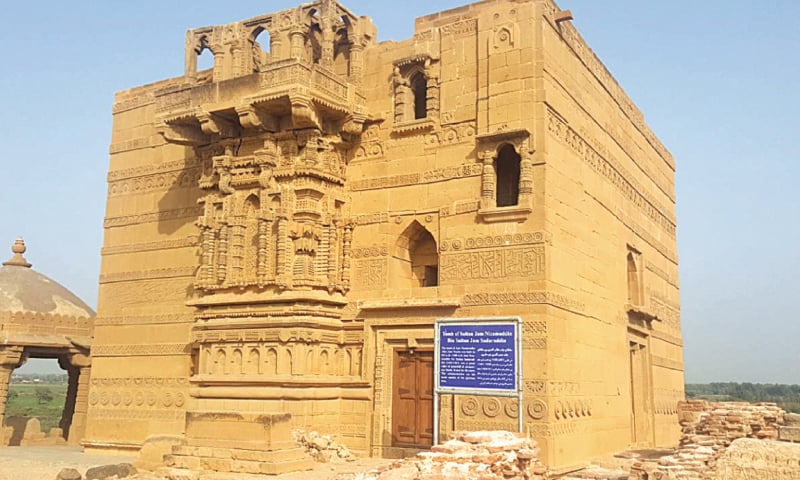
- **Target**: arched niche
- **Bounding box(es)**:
[391,220,439,288]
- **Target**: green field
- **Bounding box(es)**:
[6,384,68,432]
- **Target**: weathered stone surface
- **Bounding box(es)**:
[162,468,199,480]
[293,429,355,463]
[780,426,800,442]
[85,463,137,480]
[135,435,185,471]
[341,431,546,480]
[714,438,800,480]
[55,468,83,480]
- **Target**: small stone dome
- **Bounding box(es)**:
[0,238,95,318]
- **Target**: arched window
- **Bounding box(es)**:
[627,251,641,306]
[495,144,521,207]
[410,73,428,120]
[333,28,351,77]
[197,48,214,75]
[252,27,271,72]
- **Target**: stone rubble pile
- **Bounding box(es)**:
[629,400,786,480]
[293,429,356,463]
[344,431,547,480]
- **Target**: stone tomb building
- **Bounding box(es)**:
[0,239,94,446]
[87,0,683,469]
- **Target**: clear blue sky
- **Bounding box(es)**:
[2,1,798,383]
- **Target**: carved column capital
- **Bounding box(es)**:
[0,346,24,368]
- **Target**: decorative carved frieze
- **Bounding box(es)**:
[107,169,200,198]
[108,135,165,155]
[440,231,550,252]
[439,246,545,282]
[94,314,194,326]
[547,109,676,238]
[103,207,203,229]
[463,291,585,312]
[350,163,482,191]
[99,267,196,284]
[102,236,199,256]
[91,344,191,357]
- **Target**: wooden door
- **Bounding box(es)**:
[391,349,433,447]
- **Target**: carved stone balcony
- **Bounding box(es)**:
[155,58,367,146]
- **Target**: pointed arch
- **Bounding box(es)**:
[333,27,351,77]
[251,26,271,72]
[231,349,243,375]
[393,220,438,288]
[247,348,261,375]
[627,251,642,306]
[215,349,227,375]
[265,348,278,375]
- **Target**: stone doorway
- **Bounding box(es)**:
[628,332,654,447]
[1,347,91,446]
[391,349,433,448]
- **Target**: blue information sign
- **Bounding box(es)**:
[437,322,517,392]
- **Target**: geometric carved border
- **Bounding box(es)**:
[547,108,675,238]
[463,290,585,313]
[91,343,191,357]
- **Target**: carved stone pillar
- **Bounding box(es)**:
[0,346,24,443]
[198,225,217,287]
[479,150,497,210]
[276,217,290,286]
[289,29,306,60]
[349,43,364,86]
[327,223,338,287]
[70,366,91,444]
[320,30,335,67]
[520,156,534,196]
[185,33,199,81]
[212,49,226,83]
[58,353,90,445]
[257,218,271,283]
[341,223,353,291]
[217,224,229,284]
[228,217,247,285]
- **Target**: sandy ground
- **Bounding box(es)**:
[0,446,134,480]
[0,446,394,480]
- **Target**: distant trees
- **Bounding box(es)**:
[686,383,800,413]
[34,386,54,404]
[10,373,68,384]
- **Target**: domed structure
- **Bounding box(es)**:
[0,238,95,318]
[0,238,93,447]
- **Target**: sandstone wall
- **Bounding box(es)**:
[87,0,682,467]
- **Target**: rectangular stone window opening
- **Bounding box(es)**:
[423,265,439,287]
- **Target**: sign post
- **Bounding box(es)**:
[433,317,523,445]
